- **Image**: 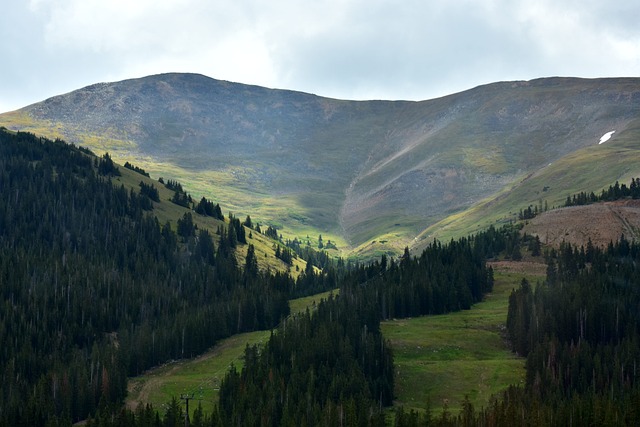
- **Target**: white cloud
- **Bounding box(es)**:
[1,0,639,112]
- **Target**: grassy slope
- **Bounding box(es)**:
[125,289,339,417]
[414,119,640,247]
[0,110,349,258]
[381,261,546,416]
[4,78,640,259]
[126,260,545,420]
[0,126,311,278]
[86,144,311,277]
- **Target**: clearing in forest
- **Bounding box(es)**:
[382,260,546,416]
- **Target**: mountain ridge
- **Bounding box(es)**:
[2,73,640,257]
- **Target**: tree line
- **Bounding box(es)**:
[205,226,508,426]
[564,177,640,207]
[393,234,640,426]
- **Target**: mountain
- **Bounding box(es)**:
[2,73,640,257]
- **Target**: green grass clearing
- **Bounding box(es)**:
[125,289,339,417]
[126,330,269,416]
[288,288,339,316]
[381,262,546,417]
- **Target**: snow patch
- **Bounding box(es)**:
[599,130,615,144]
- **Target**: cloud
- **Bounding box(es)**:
[29,0,281,87]
[1,0,639,111]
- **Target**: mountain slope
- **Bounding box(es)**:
[2,74,640,256]
[522,199,640,249]
[415,115,640,248]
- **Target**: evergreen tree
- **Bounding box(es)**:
[97,152,121,176]
[244,244,259,277]
[176,212,195,239]
[0,129,293,425]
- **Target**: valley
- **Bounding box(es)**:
[3,74,640,425]
[125,259,545,421]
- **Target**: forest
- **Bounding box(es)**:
[3,127,640,426]
[392,236,640,426]
[0,129,502,426]
[0,130,292,425]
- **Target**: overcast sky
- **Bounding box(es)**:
[1,0,639,113]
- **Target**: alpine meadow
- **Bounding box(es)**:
[2,74,640,426]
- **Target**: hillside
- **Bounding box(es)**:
[5,126,640,425]
[0,129,296,424]
[2,74,640,257]
[522,199,640,249]
[0,128,498,425]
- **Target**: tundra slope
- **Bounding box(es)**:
[3,74,640,256]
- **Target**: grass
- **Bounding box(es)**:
[0,111,348,257]
[104,157,350,260]
[126,330,270,416]
[417,132,640,246]
[6,84,640,260]
[125,289,339,417]
[126,261,544,421]
[100,159,313,279]
[288,288,339,315]
[381,262,546,417]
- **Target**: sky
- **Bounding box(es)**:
[1,0,639,113]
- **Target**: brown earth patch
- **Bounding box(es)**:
[487,260,547,276]
[522,200,640,249]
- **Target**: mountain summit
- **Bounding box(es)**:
[3,73,640,256]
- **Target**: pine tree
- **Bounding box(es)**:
[177,212,195,239]
[244,244,259,277]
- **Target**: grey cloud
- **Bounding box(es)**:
[1,0,639,112]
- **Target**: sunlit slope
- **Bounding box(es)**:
[414,117,640,247]
[2,75,639,257]
[87,156,309,277]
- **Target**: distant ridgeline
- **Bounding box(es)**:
[0,129,522,425]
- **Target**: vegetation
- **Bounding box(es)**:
[125,290,338,417]
[195,196,224,220]
[124,161,150,177]
[207,226,513,426]
[393,236,640,426]
[564,177,640,206]
[5,75,640,259]
[382,266,544,416]
[0,130,291,425]
[419,127,640,246]
[5,124,640,426]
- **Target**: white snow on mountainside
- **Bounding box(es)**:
[599,130,615,144]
